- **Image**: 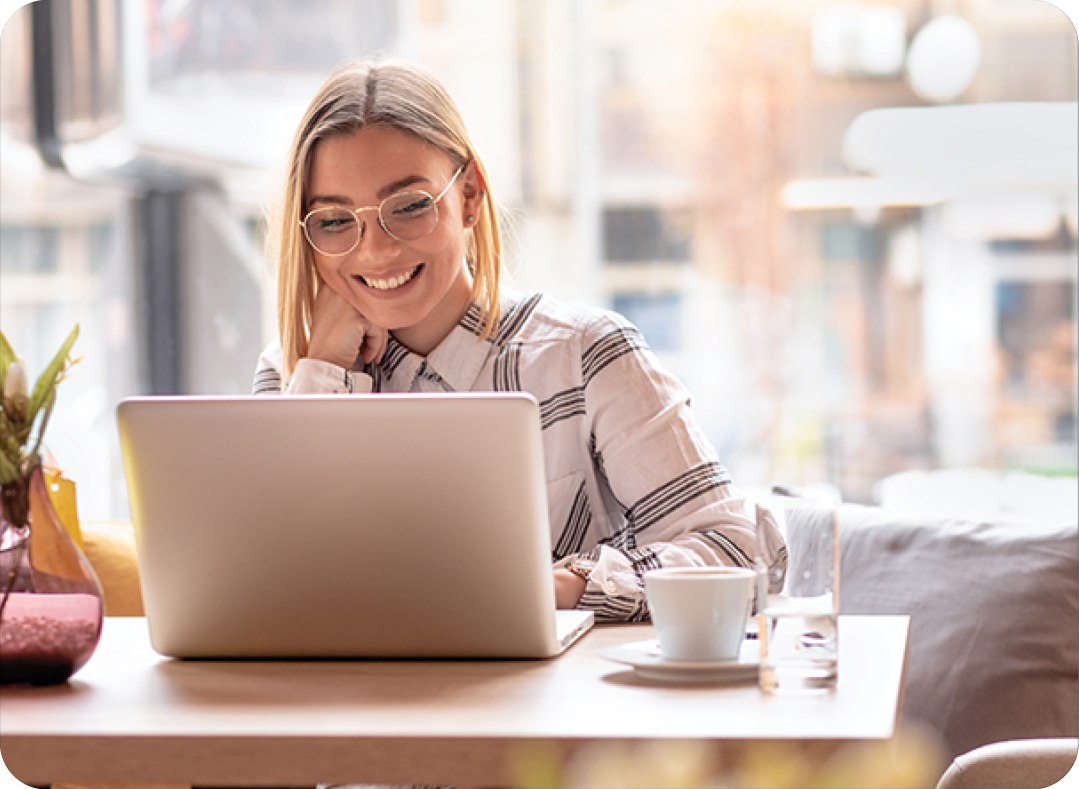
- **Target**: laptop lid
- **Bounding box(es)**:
[117,393,593,659]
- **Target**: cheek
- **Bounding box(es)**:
[428,224,467,268]
[311,257,356,302]
[313,255,342,284]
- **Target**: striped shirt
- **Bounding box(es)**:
[253,289,786,623]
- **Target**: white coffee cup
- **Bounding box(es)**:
[644,567,755,662]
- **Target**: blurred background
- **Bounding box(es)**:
[0,0,1075,522]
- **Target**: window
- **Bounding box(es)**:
[997,282,1076,435]
[0,227,61,273]
[603,207,692,264]
[820,222,879,262]
[1,0,1075,516]
[611,293,682,353]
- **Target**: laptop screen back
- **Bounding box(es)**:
[118,393,567,659]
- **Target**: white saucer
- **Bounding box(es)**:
[600,639,760,684]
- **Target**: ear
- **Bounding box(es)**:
[459,161,486,226]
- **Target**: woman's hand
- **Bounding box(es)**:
[553,568,587,609]
[307,286,389,369]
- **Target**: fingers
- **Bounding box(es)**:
[309,286,388,370]
[361,323,389,365]
[553,568,587,609]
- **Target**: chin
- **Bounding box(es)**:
[364,303,427,334]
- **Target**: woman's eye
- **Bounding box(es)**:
[319,215,356,232]
[393,196,434,217]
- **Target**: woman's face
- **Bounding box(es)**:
[305,126,481,355]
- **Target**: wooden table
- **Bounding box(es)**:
[0,615,909,787]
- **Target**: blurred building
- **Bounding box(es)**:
[511,0,1078,500]
[0,0,1075,517]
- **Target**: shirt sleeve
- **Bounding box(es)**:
[252,339,374,395]
[567,312,788,623]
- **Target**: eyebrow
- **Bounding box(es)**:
[308,174,434,208]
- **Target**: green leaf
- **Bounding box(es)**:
[0,331,14,397]
[26,324,78,428]
[0,448,19,485]
[28,386,55,463]
[13,420,33,447]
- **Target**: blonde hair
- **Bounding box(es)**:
[273,59,501,377]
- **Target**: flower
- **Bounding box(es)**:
[0,326,80,487]
[3,360,28,419]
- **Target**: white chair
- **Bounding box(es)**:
[935,738,1078,789]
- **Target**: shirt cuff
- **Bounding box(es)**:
[574,545,650,623]
[286,358,374,394]
[586,545,641,597]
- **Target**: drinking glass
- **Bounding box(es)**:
[754,503,839,694]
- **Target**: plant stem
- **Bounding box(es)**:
[0,537,26,624]
[0,474,29,531]
[0,474,30,625]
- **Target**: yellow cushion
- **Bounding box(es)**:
[80,520,144,617]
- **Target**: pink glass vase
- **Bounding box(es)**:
[0,463,104,686]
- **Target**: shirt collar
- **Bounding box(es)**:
[377,299,503,392]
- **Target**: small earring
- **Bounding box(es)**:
[467,216,476,225]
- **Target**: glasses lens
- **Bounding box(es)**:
[305,208,359,255]
[382,191,438,241]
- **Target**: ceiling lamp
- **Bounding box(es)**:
[906,16,982,104]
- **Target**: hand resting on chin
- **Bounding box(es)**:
[307,285,389,369]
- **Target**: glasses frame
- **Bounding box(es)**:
[300,165,466,257]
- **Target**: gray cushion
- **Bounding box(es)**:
[835,504,1078,762]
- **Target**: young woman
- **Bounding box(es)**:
[254,59,786,622]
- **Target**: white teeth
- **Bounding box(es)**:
[364,266,419,291]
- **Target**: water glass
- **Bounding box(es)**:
[754,503,839,694]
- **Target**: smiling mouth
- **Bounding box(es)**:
[359,264,423,291]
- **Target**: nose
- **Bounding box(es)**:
[353,212,401,261]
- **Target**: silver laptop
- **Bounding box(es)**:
[117,393,594,659]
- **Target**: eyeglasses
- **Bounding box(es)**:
[300,166,465,257]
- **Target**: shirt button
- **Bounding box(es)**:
[604,580,617,594]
